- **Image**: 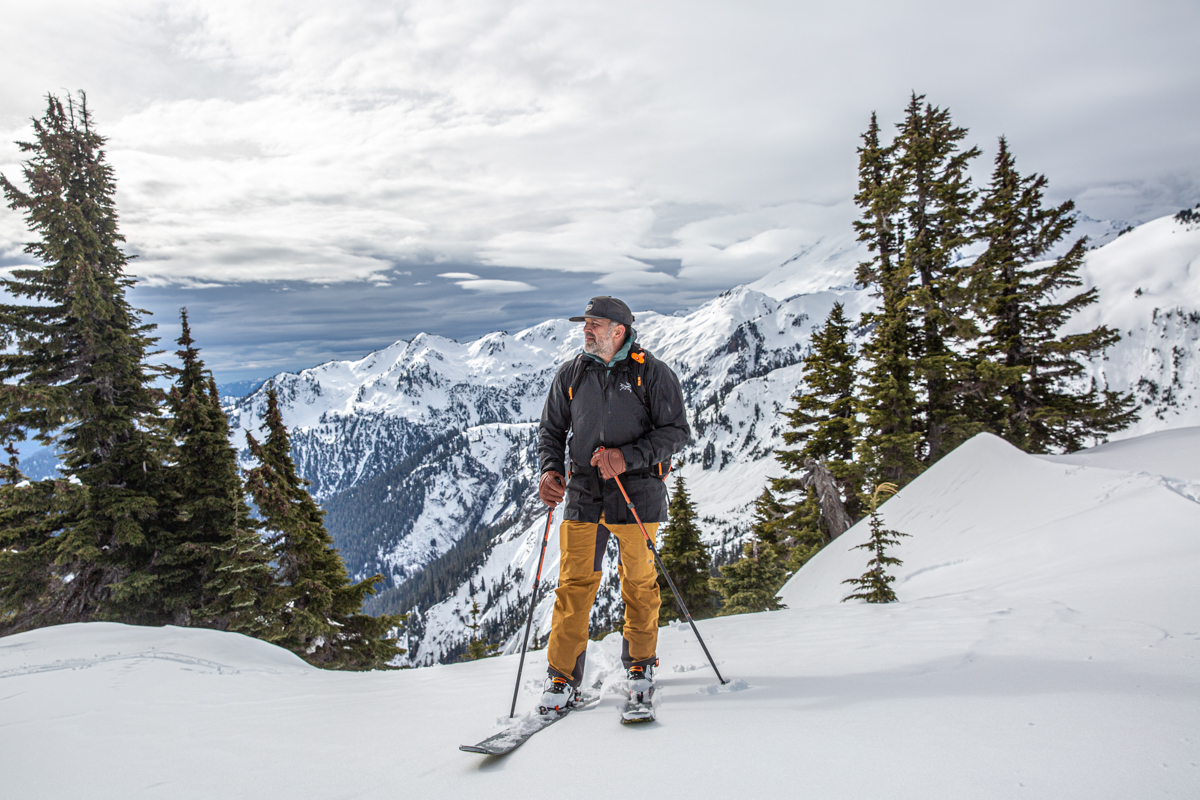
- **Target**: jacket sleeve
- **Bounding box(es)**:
[538,361,573,476]
[620,358,691,471]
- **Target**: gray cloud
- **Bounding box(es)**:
[3,0,1198,379]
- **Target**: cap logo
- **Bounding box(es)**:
[585,300,594,311]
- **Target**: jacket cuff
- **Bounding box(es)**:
[619,445,642,471]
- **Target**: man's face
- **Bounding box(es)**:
[582,317,624,358]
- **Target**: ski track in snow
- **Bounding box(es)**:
[2,429,1199,798]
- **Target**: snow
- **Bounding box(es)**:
[4,426,1198,798]
[1039,426,1200,484]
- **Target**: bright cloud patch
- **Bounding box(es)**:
[454,279,535,294]
[1,0,1195,294]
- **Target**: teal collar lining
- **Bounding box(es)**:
[583,337,634,370]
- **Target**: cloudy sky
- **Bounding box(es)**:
[1,0,1197,383]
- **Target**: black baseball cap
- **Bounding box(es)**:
[569,296,634,327]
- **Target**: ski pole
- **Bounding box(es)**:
[509,509,555,718]
[610,467,728,685]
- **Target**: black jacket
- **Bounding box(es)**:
[538,342,690,524]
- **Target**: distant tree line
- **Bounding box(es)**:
[0,93,403,670]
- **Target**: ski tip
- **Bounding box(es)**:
[459,745,496,755]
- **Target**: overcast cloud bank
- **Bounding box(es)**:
[2,0,1197,378]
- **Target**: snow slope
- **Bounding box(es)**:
[1068,215,1200,435]
[3,427,1197,799]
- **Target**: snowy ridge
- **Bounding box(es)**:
[1068,215,1200,434]
[4,427,1198,798]
[226,212,1200,665]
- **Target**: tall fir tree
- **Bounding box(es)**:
[854,96,984,488]
[656,473,715,623]
[165,310,277,634]
[853,111,923,488]
[775,302,863,524]
[892,94,981,465]
[245,385,404,670]
[0,93,175,631]
[968,138,1136,452]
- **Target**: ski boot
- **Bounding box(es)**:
[621,664,656,724]
[537,675,578,717]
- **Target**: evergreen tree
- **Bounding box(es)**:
[892,94,981,465]
[0,92,174,631]
[165,310,276,634]
[853,111,923,488]
[245,385,404,670]
[775,302,863,523]
[710,539,788,617]
[656,474,714,623]
[0,444,76,628]
[461,599,499,661]
[854,96,983,487]
[742,484,824,573]
[968,138,1136,452]
[708,489,793,616]
[781,489,826,572]
[842,484,909,603]
[745,486,795,553]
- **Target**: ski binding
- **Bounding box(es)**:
[460,679,603,756]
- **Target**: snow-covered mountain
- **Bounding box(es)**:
[4,427,1197,798]
[226,211,1200,665]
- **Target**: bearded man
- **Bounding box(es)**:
[536,295,690,721]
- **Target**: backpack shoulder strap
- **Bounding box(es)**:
[628,344,650,409]
[630,346,673,481]
[566,353,588,402]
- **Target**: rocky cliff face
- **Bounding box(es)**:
[227,212,1200,665]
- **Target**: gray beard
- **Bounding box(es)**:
[583,338,611,360]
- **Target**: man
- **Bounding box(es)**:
[536,295,690,719]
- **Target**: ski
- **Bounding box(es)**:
[460,679,604,756]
